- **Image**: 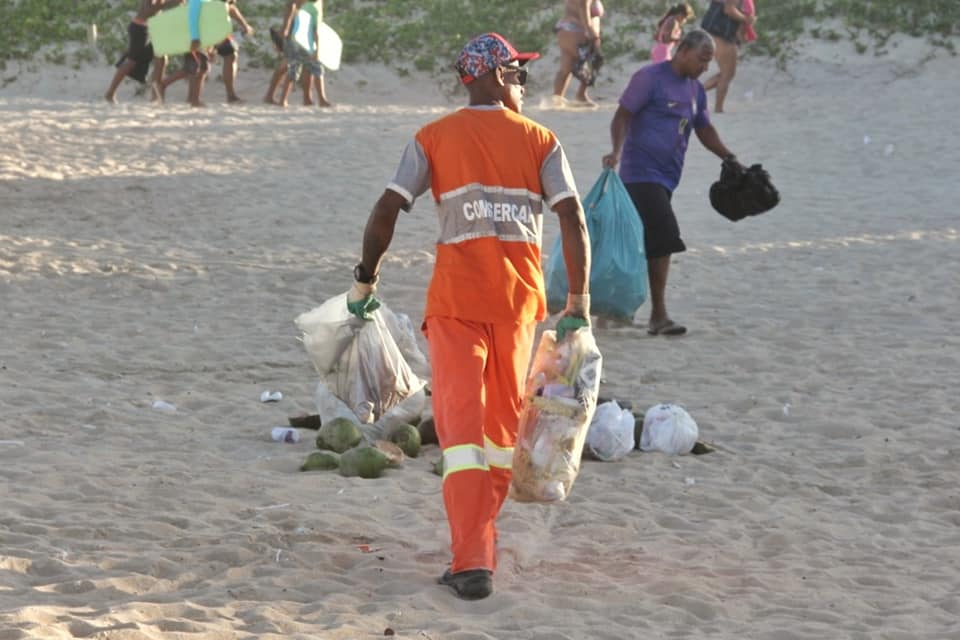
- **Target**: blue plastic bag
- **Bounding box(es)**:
[545,169,647,321]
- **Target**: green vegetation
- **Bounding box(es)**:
[0,0,956,73]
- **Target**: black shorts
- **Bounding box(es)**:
[115,21,154,83]
[624,182,687,259]
[216,37,237,57]
[182,51,210,75]
[127,22,152,63]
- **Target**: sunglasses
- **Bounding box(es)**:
[501,65,528,86]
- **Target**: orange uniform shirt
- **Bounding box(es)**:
[387,106,579,324]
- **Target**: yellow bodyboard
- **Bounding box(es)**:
[148,2,232,57]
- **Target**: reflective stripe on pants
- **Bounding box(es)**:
[425,316,536,573]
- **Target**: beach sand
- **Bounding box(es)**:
[1,36,959,639]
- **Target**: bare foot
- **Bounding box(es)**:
[569,97,598,109]
[278,100,288,108]
[316,99,332,108]
[190,101,207,108]
[150,81,165,103]
[263,95,276,104]
[227,95,243,103]
[104,94,118,104]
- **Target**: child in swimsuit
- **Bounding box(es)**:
[650,3,695,63]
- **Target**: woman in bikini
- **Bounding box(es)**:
[552,0,603,107]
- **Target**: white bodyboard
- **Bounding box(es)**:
[292,10,343,71]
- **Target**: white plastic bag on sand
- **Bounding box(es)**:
[382,310,431,379]
[510,327,602,503]
[370,386,426,440]
[295,292,358,375]
[314,382,426,442]
[640,403,699,455]
[296,293,427,434]
[314,381,360,424]
[585,400,635,461]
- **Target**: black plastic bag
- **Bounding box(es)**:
[709,159,780,222]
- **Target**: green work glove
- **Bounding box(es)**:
[556,293,591,341]
[346,281,381,320]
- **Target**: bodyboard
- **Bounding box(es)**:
[148,2,232,57]
[292,10,343,70]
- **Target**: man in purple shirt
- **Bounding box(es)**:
[603,29,739,336]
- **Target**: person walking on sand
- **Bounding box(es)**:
[277,0,332,108]
[603,29,741,336]
[552,0,604,108]
[263,25,297,104]
[212,0,255,103]
[104,0,184,103]
[650,3,695,63]
[151,0,212,106]
[153,46,213,106]
[701,0,756,112]
[346,33,591,600]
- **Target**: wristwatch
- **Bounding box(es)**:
[353,262,378,285]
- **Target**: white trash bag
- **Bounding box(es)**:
[640,403,699,455]
[296,292,427,438]
[585,400,635,461]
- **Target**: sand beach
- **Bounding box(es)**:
[1,33,959,639]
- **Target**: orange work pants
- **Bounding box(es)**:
[424,316,536,574]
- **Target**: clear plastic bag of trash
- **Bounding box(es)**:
[296,292,427,433]
[639,403,699,455]
[584,399,635,461]
[510,327,603,503]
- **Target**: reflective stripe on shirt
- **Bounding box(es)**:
[437,183,543,245]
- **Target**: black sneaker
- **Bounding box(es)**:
[437,569,493,600]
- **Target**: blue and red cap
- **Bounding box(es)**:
[455,33,540,84]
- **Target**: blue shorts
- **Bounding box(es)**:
[283,39,324,81]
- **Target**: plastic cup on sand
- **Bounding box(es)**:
[271,427,300,443]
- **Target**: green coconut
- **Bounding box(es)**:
[417,416,438,445]
[388,423,422,458]
[316,417,363,453]
[339,446,391,479]
[300,450,341,471]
